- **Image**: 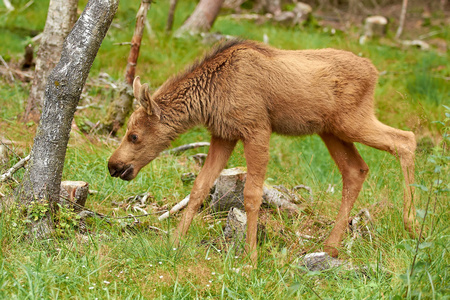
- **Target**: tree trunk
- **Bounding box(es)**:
[174,0,224,37]
[23,0,79,123]
[395,0,408,39]
[17,0,119,237]
[101,0,152,136]
[166,0,178,32]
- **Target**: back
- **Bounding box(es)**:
[212,45,379,137]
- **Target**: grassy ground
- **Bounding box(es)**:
[0,0,449,299]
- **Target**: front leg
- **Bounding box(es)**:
[243,133,270,266]
[173,136,237,245]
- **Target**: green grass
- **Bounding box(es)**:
[1,0,449,299]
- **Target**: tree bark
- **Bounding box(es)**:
[17,0,119,236]
[166,0,178,32]
[174,0,224,37]
[23,0,79,123]
[101,0,152,136]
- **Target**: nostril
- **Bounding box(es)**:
[108,161,121,177]
[109,168,118,177]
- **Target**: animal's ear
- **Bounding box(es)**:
[138,82,161,120]
[133,76,142,100]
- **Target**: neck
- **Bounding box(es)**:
[154,79,210,138]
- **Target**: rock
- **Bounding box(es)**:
[300,252,386,278]
[301,252,352,271]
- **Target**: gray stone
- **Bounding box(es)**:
[301,252,352,271]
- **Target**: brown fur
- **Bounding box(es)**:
[108,40,417,265]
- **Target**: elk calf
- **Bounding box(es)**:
[108,40,417,264]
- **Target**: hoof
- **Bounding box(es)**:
[323,245,339,258]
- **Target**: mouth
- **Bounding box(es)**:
[119,165,135,181]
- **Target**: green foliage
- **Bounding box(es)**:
[26,199,49,222]
[394,106,450,299]
[54,204,81,236]
[406,54,450,106]
[6,199,49,237]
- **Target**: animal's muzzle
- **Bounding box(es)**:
[108,161,135,181]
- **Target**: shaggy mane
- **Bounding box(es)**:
[157,39,274,96]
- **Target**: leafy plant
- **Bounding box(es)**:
[54,204,81,236]
[395,105,450,299]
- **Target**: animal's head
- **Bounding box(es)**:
[108,77,172,181]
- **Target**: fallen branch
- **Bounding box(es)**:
[346,208,373,255]
[293,184,313,201]
[163,142,210,154]
[3,0,14,11]
[0,55,15,82]
[0,154,30,182]
[0,66,33,82]
[149,225,167,234]
[263,184,299,213]
[113,42,132,46]
[158,195,190,221]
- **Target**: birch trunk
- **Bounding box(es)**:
[395,0,408,39]
[23,0,79,123]
[174,0,224,37]
[17,0,119,236]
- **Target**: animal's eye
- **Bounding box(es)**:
[129,134,138,143]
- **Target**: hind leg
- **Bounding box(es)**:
[336,117,418,236]
[320,133,369,257]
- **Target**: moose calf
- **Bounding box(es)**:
[108,40,417,265]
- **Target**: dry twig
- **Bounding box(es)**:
[0,154,30,182]
[163,142,210,154]
[0,55,15,82]
[158,195,190,221]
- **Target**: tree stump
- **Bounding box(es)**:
[209,167,300,213]
[364,16,388,38]
[60,181,89,211]
[223,207,247,252]
[209,167,247,212]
